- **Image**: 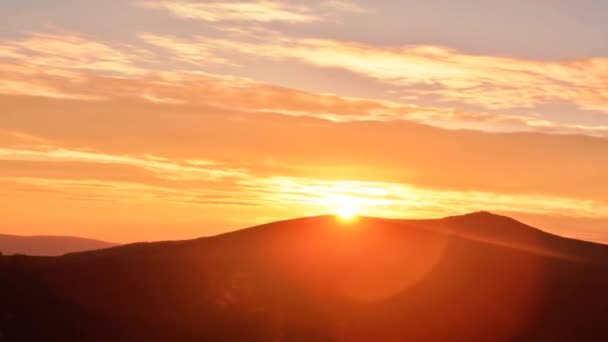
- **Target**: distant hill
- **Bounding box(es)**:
[0,234,117,256]
[1,212,608,341]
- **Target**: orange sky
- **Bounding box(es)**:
[1,1,608,243]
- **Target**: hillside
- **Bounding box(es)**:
[1,212,608,341]
[0,234,117,256]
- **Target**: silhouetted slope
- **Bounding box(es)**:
[1,212,608,341]
[0,234,117,256]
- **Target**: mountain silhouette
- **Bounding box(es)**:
[1,212,608,341]
[0,234,117,256]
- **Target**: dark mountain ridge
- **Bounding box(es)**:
[1,212,608,341]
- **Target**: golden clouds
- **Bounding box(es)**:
[2,88,608,241]
[0,147,246,181]
[1,31,606,134]
[324,0,367,13]
[137,0,319,23]
[188,35,608,112]
[130,1,608,112]
[0,33,146,75]
[244,177,608,219]
[140,33,234,67]
[134,27,608,113]
[0,60,497,124]
[3,91,608,203]
[0,63,102,100]
[1,55,601,136]
[2,146,608,243]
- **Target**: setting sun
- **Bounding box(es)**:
[320,193,362,221]
[336,205,359,220]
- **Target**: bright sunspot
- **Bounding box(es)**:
[319,192,363,221]
[336,204,359,220]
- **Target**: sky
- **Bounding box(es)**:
[1,0,608,243]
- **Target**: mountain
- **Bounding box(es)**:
[0,234,117,256]
[1,212,608,341]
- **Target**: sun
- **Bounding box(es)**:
[321,193,362,221]
[336,204,359,221]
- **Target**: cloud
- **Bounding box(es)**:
[0,63,104,100]
[324,0,367,13]
[2,138,608,226]
[243,176,608,219]
[140,33,234,67]
[3,75,608,241]
[0,146,247,181]
[169,32,608,112]
[2,5,607,243]
[1,58,586,138]
[137,0,319,23]
[1,57,607,139]
[4,89,608,205]
[2,31,605,135]
[2,153,608,241]
[0,32,148,76]
[0,130,54,145]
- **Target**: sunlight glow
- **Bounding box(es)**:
[325,194,361,221]
[336,204,358,220]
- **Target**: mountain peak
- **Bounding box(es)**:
[442,211,522,225]
[449,211,503,219]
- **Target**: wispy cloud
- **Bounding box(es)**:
[3,31,605,135]
[1,58,607,138]
[324,0,367,13]
[170,33,608,112]
[0,33,148,76]
[243,176,608,219]
[140,33,234,67]
[0,63,104,100]
[4,87,608,205]
[137,0,319,23]
[3,87,608,241]
[2,142,608,226]
[0,130,54,145]
[0,146,247,181]
[3,163,608,234]
[0,59,580,135]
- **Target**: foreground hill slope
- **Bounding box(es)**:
[0,234,117,256]
[1,212,608,341]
